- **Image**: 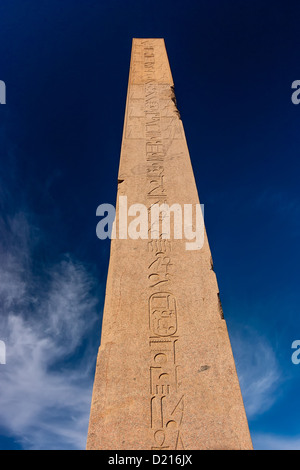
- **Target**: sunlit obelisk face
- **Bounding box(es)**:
[86,38,252,450]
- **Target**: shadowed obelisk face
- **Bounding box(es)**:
[86,38,252,450]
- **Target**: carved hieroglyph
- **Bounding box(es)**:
[86,39,253,450]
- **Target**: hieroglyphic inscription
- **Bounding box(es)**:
[126,39,182,141]
[138,40,185,450]
[149,293,177,337]
[130,40,173,85]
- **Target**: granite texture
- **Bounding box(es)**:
[86,38,253,450]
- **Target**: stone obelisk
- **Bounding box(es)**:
[86,38,253,450]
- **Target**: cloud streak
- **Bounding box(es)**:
[231,326,282,420]
[252,433,300,450]
[0,213,101,449]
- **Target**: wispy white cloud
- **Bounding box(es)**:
[231,326,282,420]
[0,213,101,449]
[252,433,300,450]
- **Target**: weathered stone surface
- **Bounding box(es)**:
[86,38,253,450]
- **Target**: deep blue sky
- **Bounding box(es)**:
[1,0,300,450]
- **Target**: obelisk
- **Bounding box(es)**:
[86,38,253,450]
